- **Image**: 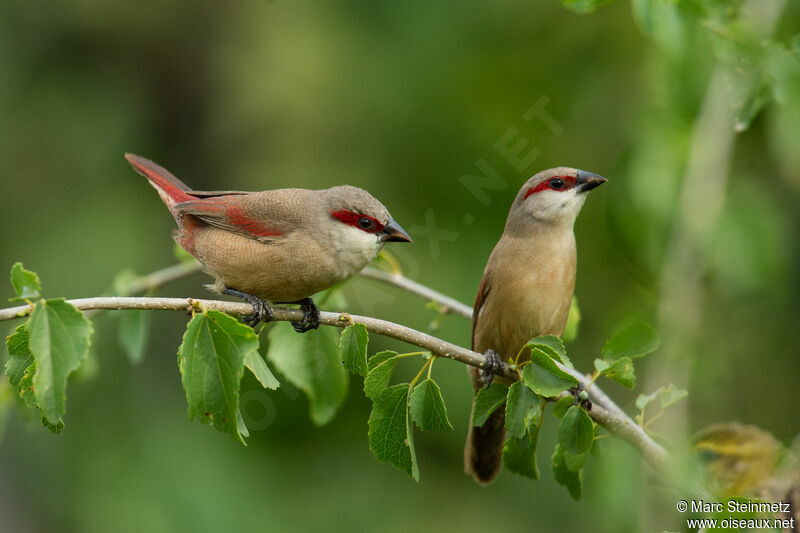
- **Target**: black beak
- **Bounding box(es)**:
[380,217,412,243]
[576,170,608,192]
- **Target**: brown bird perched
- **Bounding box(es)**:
[125,154,412,332]
[464,167,606,484]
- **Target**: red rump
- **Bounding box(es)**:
[178,216,201,254]
[524,175,577,199]
[331,209,385,233]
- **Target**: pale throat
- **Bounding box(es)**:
[327,225,383,273]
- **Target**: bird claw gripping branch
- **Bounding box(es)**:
[290,298,320,333]
[480,349,504,388]
[223,288,273,327]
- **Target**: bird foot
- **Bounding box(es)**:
[223,288,273,327]
[291,298,320,333]
[480,349,504,388]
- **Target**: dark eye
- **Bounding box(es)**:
[548,178,565,190]
[358,217,374,230]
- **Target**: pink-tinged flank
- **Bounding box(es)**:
[179,216,201,254]
[523,175,577,200]
[224,204,284,237]
[330,209,386,233]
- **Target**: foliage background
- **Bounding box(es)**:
[1,1,798,531]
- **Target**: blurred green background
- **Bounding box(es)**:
[1,1,799,531]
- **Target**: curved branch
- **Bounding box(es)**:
[0,297,497,372]
[121,262,202,295]
[359,266,473,319]
[0,295,669,471]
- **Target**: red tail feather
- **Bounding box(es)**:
[125,154,195,219]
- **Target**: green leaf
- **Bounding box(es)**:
[409,379,453,433]
[471,382,508,427]
[364,351,399,400]
[369,350,398,371]
[594,356,636,388]
[5,324,33,387]
[406,405,420,482]
[560,0,617,15]
[9,262,42,302]
[177,310,254,444]
[4,323,37,408]
[368,383,418,480]
[525,335,572,368]
[635,388,661,411]
[17,363,37,409]
[265,323,347,426]
[552,444,582,500]
[28,299,93,425]
[562,297,581,343]
[236,409,250,439]
[244,350,280,390]
[631,0,690,57]
[601,322,659,360]
[505,381,541,439]
[552,395,574,419]
[558,405,594,472]
[659,383,688,408]
[41,414,64,434]
[635,384,687,412]
[118,309,150,365]
[502,424,541,479]
[522,348,579,397]
[339,324,369,377]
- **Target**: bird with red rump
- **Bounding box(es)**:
[125,154,412,333]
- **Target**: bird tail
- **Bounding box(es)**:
[464,367,506,485]
[125,153,195,222]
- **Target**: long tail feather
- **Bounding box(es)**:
[125,154,195,220]
[464,366,506,484]
[465,404,506,485]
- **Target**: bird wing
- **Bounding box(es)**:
[471,270,491,350]
[186,190,250,197]
[174,195,286,243]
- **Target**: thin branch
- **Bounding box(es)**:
[586,402,669,469]
[0,297,494,371]
[82,262,204,319]
[121,262,202,295]
[359,266,473,319]
[0,295,669,471]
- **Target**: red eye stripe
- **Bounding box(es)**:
[330,209,386,233]
[524,175,577,199]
